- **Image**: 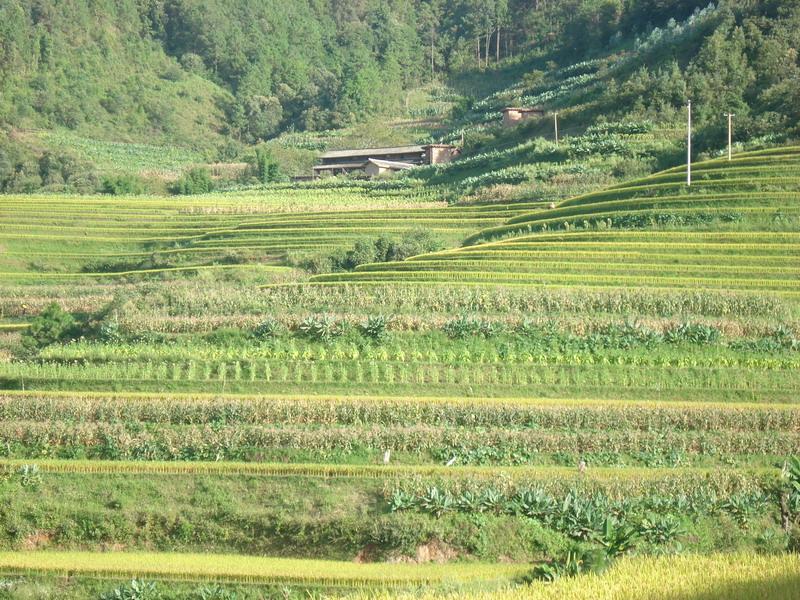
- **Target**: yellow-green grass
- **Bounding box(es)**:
[3,388,797,411]
[0,194,538,280]
[0,550,526,587]
[314,228,800,296]
[466,146,800,243]
[0,264,295,284]
[0,458,776,483]
[360,553,800,599]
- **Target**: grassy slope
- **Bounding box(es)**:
[311,147,800,297]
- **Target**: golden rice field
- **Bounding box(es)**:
[0,551,527,587]
[360,553,800,600]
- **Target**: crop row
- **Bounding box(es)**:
[17,351,800,378]
[311,268,800,293]
[0,264,292,281]
[466,206,799,244]
[4,216,510,236]
[2,361,797,400]
[354,259,800,280]
[1,201,538,218]
[507,193,799,226]
[481,231,800,244]
[2,421,797,462]
[435,248,798,262]
[164,280,800,320]
[0,551,525,587]
[0,459,777,491]
[5,282,792,324]
[39,334,800,365]
[556,185,800,210]
[2,391,797,430]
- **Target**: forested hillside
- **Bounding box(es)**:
[0,0,798,193]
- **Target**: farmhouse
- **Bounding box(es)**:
[313,144,459,178]
[502,107,545,127]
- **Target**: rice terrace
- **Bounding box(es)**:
[0,1,799,598]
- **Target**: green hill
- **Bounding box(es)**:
[1,1,799,194]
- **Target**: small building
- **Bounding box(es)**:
[313,144,459,178]
[425,144,460,165]
[502,107,545,128]
[364,158,415,178]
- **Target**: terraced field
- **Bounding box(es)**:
[1,148,799,598]
[312,147,800,295]
[0,189,541,283]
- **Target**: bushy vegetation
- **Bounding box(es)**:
[101,174,147,196]
[20,303,77,351]
[299,229,445,274]
[170,167,213,195]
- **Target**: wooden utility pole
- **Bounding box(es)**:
[724,112,735,161]
[430,25,435,79]
[554,112,559,146]
[687,100,692,187]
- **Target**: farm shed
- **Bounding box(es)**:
[364,158,415,177]
[502,107,545,127]
[313,144,458,178]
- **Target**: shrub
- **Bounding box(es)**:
[101,175,147,195]
[98,320,124,344]
[665,323,721,345]
[360,315,391,342]
[204,328,249,346]
[253,147,282,183]
[443,316,501,339]
[170,167,213,195]
[527,547,610,582]
[382,229,443,262]
[302,229,443,273]
[18,464,42,487]
[253,318,284,340]
[22,303,78,350]
[196,585,238,600]
[100,579,158,600]
[298,315,343,342]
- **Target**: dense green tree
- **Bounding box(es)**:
[22,303,77,351]
[687,22,755,122]
[170,167,213,195]
[253,147,282,183]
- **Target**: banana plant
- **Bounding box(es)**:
[598,517,639,556]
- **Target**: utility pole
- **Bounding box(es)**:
[430,26,435,79]
[554,112,559,146]
[687,100,692,187]
[724,112,735,161]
